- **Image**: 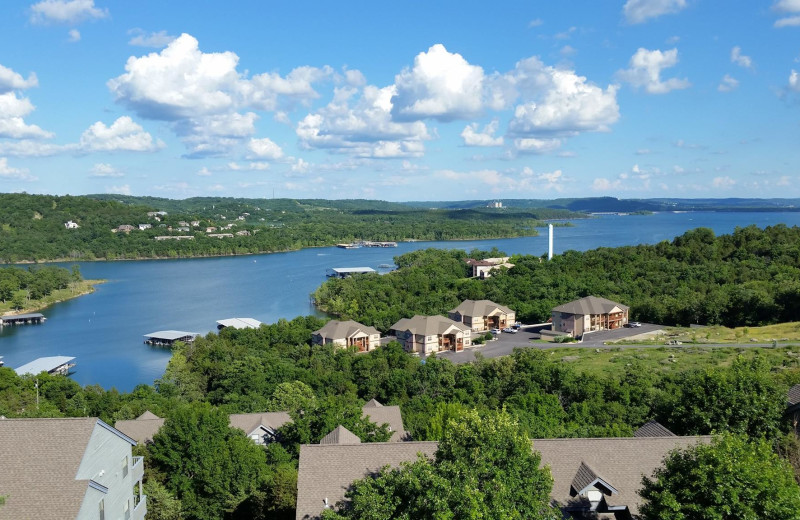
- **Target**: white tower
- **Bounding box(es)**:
[548,224,554,260]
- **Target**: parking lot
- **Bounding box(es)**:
[427,322,665,365]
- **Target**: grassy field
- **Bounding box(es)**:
[0,280,103,315]
[546,344,800,378]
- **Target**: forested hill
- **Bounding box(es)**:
[0,193,578,263]
[402,196,800,212]
[313,225,800,330]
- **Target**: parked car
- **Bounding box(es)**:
[490,328,502,334]
[628,321,642,327]
[512,322,522,329]
[502,327,517,333]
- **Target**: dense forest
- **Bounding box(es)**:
[0,193,578,263]
[313,225,800,329]
[1,313,800,518]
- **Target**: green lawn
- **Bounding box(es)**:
[542,344,800,378]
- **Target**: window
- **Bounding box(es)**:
[99,499,104,520]
[122,455,129,478]
[124,499,130,520]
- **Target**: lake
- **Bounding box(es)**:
[2,211,800,391]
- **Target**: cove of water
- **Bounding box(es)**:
[2,211,800,391]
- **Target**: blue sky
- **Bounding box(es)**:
[1,0,799,201]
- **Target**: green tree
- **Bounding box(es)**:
[639,434,800,520]
[148,403,268,520]
[324,409,559,520]
[142,480,183,520]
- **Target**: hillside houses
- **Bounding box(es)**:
[295,433,711,520]
[551,296,630,338]
[391,315,472,353]
[465,256,514,279]
[312,320,380,352]
[449,299,515,332]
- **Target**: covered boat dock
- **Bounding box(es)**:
[0,313,46,326]
[15,356,76,376]
[216,318,263,330]
[326,267,376,279]
[144,330,200,346]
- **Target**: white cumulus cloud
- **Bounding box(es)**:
[773,0,800,25]
[30,0,108,24]
[731,46,753,69]
[68,29,81,42]
[297,85,430,158]
[617,48,690,94]
[507,57,619,136]
[0,64,39,93]
[790,70,800,91]
[79,116,163,152]
[0,157,37,181]
[623,0,687,24]
[247,137,284,160]
[107,33,332,156]
[718,74,739,92]
[461,120,503,146]
[106,184,131,195]
[90,163,124,177]
[391,44,486,121]
[513,138,562,154]
[712,176,736,189]
[0,92,54,139]
[127,29,176,48]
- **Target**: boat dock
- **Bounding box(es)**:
[143,330,200,346]
[216,318,263,330]
[326,267,377,278]
[15,356,76,376]
[360,241,397,247]
[336,243,361,249]
[0,313,46,326]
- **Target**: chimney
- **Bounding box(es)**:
[548,224,554,260]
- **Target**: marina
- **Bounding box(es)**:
[0,313,47,326]
[326,267,377,278]
[216,318,263,330]
[15,356,76,376]
[143,330,200,347]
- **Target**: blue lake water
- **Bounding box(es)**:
[2,211,800,391]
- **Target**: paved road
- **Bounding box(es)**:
[424,323,791,365]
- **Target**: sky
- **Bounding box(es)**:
[1,0,799,201]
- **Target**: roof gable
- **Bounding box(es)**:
[552,296,629,316]
[634,420,676,437]
[571,461,618,495]
[320,425,361,445]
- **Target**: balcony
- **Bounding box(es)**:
[132,494,147,520]
[131,456,144,483]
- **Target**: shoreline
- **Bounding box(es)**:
[0,280,105,316]
[6,231,546,265]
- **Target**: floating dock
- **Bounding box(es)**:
[15,356,76,376]
[326,267,377,278]
[336,243,361,249]
[216,318,263,330]
[0,313,46,326]
[143,330,199,346]
[360,241,397,248]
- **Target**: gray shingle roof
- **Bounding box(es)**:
[789,384,800,406]
[313,320,380,341]
[571,461,618,495]
[390,315,470,337]
[320,425,362,445]
[296,441,438,519]
[0,417,133,520]
[114,414,165,444]
[361,400,407,442]
[552,296,629,315]
[228,412,292,435]
[115,411,292,443]
[449,299,514,317]
[294,435,710,520]
[634,420,676,437]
